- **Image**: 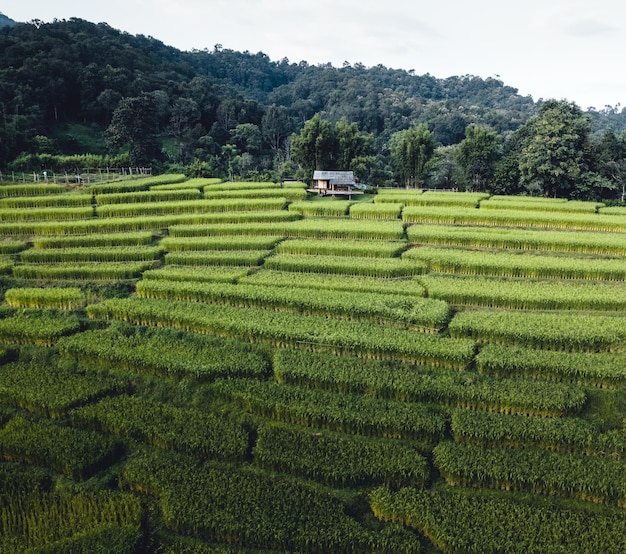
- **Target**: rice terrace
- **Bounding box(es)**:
[1,174,626,553]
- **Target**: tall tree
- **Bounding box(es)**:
[389,124,435,188]
[456,125,501,191]
[291,114,337,176]
[105,93,161,166]
[517,100,591,198]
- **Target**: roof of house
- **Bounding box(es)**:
[313,170,356,185]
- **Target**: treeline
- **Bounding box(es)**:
[1,18,626,200]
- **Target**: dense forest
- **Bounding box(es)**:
[1,16,626,200]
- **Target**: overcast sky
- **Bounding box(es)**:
[4,0,626,111]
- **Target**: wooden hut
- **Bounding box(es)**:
[309,171,364,199]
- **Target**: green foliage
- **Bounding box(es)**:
[135,278,450,331]
[406,223,626,255]
[276,238,407,258]
[5,287,85,310]
[449,310,626,352]
[0,311,81,347]
[0,184,66,197]
[96,188,201,204]
[253,422,429,487]
[240,269,426,297]
[13,262,154,280]
[164,250,271,267]
[58,325,269,381]
[87,297,476,368]
[371,485,626,554]
[405,245,626,280]
[0,357,127,418]
[161,235,284,251]
[70,395,249,461]
[288,199,354,217]
[456,125,501,191]
[120,448,419,552]
[433,440,626,506]
[349,202,403,220]
[402,205,626,231]
[142,265,251,284]
[20,246,163,263]
[274,349,586,417]
[212,378,447,442]
[451,410,626,459]
[265,253,426,278]
[0,194,93,208]
[0,490,143,553]
[31,231,154,249]
[419,274,626,310]
[0,206,94,222]
[475,344,626,388]
[0,415,122,480]
[389,124,436,188]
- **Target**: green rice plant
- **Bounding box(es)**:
[164,250,271,267]
[0,490,143,552]
[135,279,450,331]
[0,210,300,236]
[0,359,127,418]
[0,462,52,495]
[370,485,626,554]
[58,325,269,381]
[5,287,85,310]
[0,193,93,208]
[13,262,154,280]
[433,440,626,507]
[275,238,407,258]
[403,206,626,231]
[96,198,288,218]
[448,310,626,352]
[404,245,626,281]
[599,206,626,216]
[419,274,626,310]
[0,311,81,347]
[475,344,626,388]
[87,173,187,194]
[273,218,405,240]
[203,187,307,201]
[349,202,403,220]
[0,259,13,275]
[150,177,219,190]
[20,246,163,264]
[69,395,249,461]
[160,235,284,252]
[0,240,27,254]
[382,191,488,208]
[288,200,354,216]
[374,190,424,204]
[240,269,426,297]
[0,206,94,222]
[0,416,122,480]
[119,448,415,552]
[203,180,305,191]
[87,298,476,369]
[265,253,427,278]
[141,265,251,284]
[253,422,429,487]
[0,184,66,197]
[406,223,626,255]
[95,188,201,204]
[451,410,626,459]
[31,231,154,249]
[274,349,586,417]
[481,198,603,213]
[212,377,447,442]
[490,195,569,203]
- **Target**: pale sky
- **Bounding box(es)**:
[3,0,626,111]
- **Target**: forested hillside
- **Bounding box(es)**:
[1,17,626,200]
